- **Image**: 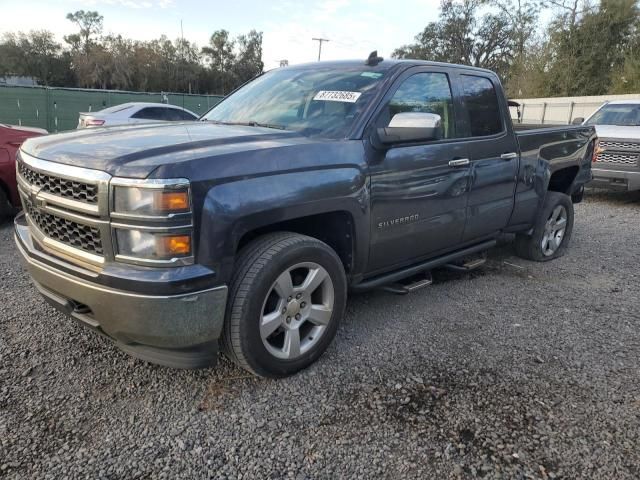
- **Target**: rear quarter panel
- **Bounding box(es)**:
[511,126,595,227]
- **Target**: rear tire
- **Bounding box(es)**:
[515,191,574,262]
[221,232,347,378]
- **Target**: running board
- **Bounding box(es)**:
[381,271,433,295]
[443,253,487,272]
[352,240,496,292]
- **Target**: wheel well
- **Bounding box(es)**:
[236,211,355,273]
[548,166,579,195]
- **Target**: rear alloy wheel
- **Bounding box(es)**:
[540,205,568,257]
[221,233,346,378]
[515,191,574,262]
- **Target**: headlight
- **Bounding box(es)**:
[112,179,191,217]
[115,229,192,261]
[110,178,194,266]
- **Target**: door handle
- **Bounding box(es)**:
[501,152,518,160]
[448,158,470,167]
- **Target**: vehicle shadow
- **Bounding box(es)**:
[585,188,640,205]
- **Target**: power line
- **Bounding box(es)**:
[311,38,330,61]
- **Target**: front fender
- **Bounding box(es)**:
[197,167,369,283]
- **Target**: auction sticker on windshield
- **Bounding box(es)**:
[313,91,362,103]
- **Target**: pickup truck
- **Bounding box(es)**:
[14,56,596,378]
[573,100,640,191]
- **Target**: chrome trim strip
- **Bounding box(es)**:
[25,215,105,268]
[39,190,100,216]
[111,222,193,232]
[114,254,195,267]
[109,211,193,221]
[110,177,190,189]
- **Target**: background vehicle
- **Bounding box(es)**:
[15,58,596,378]
[77,102,199,128]
[0,124,47,218]
[573,100,640,191]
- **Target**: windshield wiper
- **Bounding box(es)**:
[204,120,287,130]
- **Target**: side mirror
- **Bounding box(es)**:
[377,112,442,145]
[571,117,584,125]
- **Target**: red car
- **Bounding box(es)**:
[0,124,47,217]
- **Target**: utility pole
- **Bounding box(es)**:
[312,37,329,61]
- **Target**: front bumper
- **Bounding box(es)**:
[15,214,228,369]
[591,168,640,191]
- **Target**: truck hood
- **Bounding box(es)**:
[21,121,314,178]
[593,125,640,141]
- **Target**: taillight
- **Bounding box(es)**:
[592,139,603,163]
[85,119,105,127]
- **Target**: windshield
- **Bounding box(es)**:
[586,104,640,126]
[202,67,387,139]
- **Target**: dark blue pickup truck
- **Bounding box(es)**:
[14,56,596,377]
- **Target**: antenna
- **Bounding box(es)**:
[366,50,383,66]
[181,19,185,109]
[312,37,330,61]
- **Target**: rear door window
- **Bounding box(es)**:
[460,75,503,137]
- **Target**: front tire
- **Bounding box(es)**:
[515,191,574,262]
[221,232,347,378]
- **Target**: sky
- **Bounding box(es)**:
[0,0,442,69]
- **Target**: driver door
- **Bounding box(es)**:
[366,68,471,274]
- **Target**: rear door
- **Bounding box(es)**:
[366,67,471,273]
[457,73,518,241]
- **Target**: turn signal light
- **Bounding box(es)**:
[592,139,603,163]
[155,191,190,212]
[157,235,191,256]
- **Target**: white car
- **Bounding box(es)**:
[77,102,199,128]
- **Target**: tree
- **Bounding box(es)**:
[64,10,103,55]
[0,30,72,86]
[232,30,264,86]
[0,10,263,94]
[202,30,236,93]
[392,0,517,80]
[541,0,639,96]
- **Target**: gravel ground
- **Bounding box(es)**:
[1,190,639,479]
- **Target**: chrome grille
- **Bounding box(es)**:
[24,198,104,255]
[18,161,99,204]
[599,141,640,151]
[596,152,639,165]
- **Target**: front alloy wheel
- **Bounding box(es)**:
[260,262,334,360]
[221,232,347,378]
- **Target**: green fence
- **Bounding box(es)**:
[0,85,223,132]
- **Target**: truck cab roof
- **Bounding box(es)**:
[281,58,498,77]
